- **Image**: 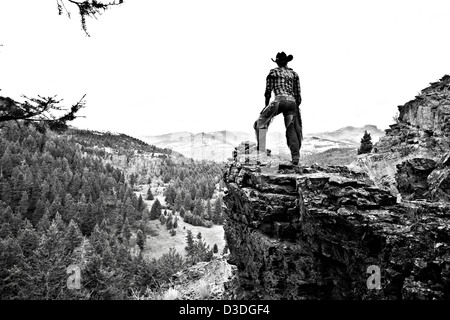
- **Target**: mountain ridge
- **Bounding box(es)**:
[139,125,385,162]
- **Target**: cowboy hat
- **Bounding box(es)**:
[271,52,293,63]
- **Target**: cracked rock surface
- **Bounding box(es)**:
[223,163,450,300]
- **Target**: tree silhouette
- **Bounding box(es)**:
[358,130,373,155]
[136,229,145,251]
[57,0,124,36]
[0,95,85,133]
[146,188,154,201]
[149,199,162,220]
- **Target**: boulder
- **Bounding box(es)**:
[428,152,450,201]
[395,158,436,200]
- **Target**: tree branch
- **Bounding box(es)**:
[58,0,124,36]
[0,94,86,133]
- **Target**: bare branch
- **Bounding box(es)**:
[0,94,86,133]
[60,0,124,36]
[57,0,71,18]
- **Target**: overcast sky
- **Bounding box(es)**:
[1,0,450,138]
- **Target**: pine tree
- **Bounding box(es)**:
[33,199,46,227]
[30,222,69,299]
[166,216,173,230]
[10,209,24,237]
[205,199,212,220]
[80,201,96,236]
[63,220,83,255]
[146,187,154,200]
[0,180,12,203]
[82,249,111,299]
[358,130,373,155]
[183,191,192,211]
[137,194,145,212]
[129,173,137,188]
[122,218,132,242]
[193,198,204,217]
[186,232,213,265]
[174,191,183,212]
[53,211,67,233]
[142,208,150,222]
[18,191,29,217]
[37,209,51,232]
[17,219,39,258]
[0,148,13,178]
[213,243,218,254]
[179,207,186,218]
[136,229,145,251]
[90,224,106,255]
[157,247,184,281]
[0,223,12,239]
[149,198,162,220]
[114,214,124,237]
[100,218,110,234]
[0,237,25,299]
[185,230,195,254]
[0,206,13,225]
[63,194,77,223]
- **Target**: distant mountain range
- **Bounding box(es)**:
[306,124,385,145]
[140,125,385,162]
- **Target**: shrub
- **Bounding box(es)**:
[197,280,211,299]
[163,288,180,300]
[156,247,184,281]
[183,212,212,228]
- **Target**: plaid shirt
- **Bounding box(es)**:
[264,67,301,106]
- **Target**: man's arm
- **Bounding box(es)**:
[265,96,271,107]
[264,73,273,107]
[293,73,302,107]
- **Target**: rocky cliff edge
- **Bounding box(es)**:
[222,75,450,300]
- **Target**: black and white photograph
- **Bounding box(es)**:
[0,0,449,314]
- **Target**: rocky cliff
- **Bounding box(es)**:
[222,75,450,300]
[356,75,450,202]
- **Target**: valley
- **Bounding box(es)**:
[131,185,226,260]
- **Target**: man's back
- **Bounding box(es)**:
[265,67,301,106]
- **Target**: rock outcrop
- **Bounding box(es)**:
[358,75,450,201]
[222,163,450,300]
[222,75,450,300]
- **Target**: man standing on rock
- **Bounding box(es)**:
[254,52,303,166]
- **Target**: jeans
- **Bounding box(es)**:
[254,98,302,163]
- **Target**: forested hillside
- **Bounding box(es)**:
[161,159,226,227]
[0,124,224,299]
